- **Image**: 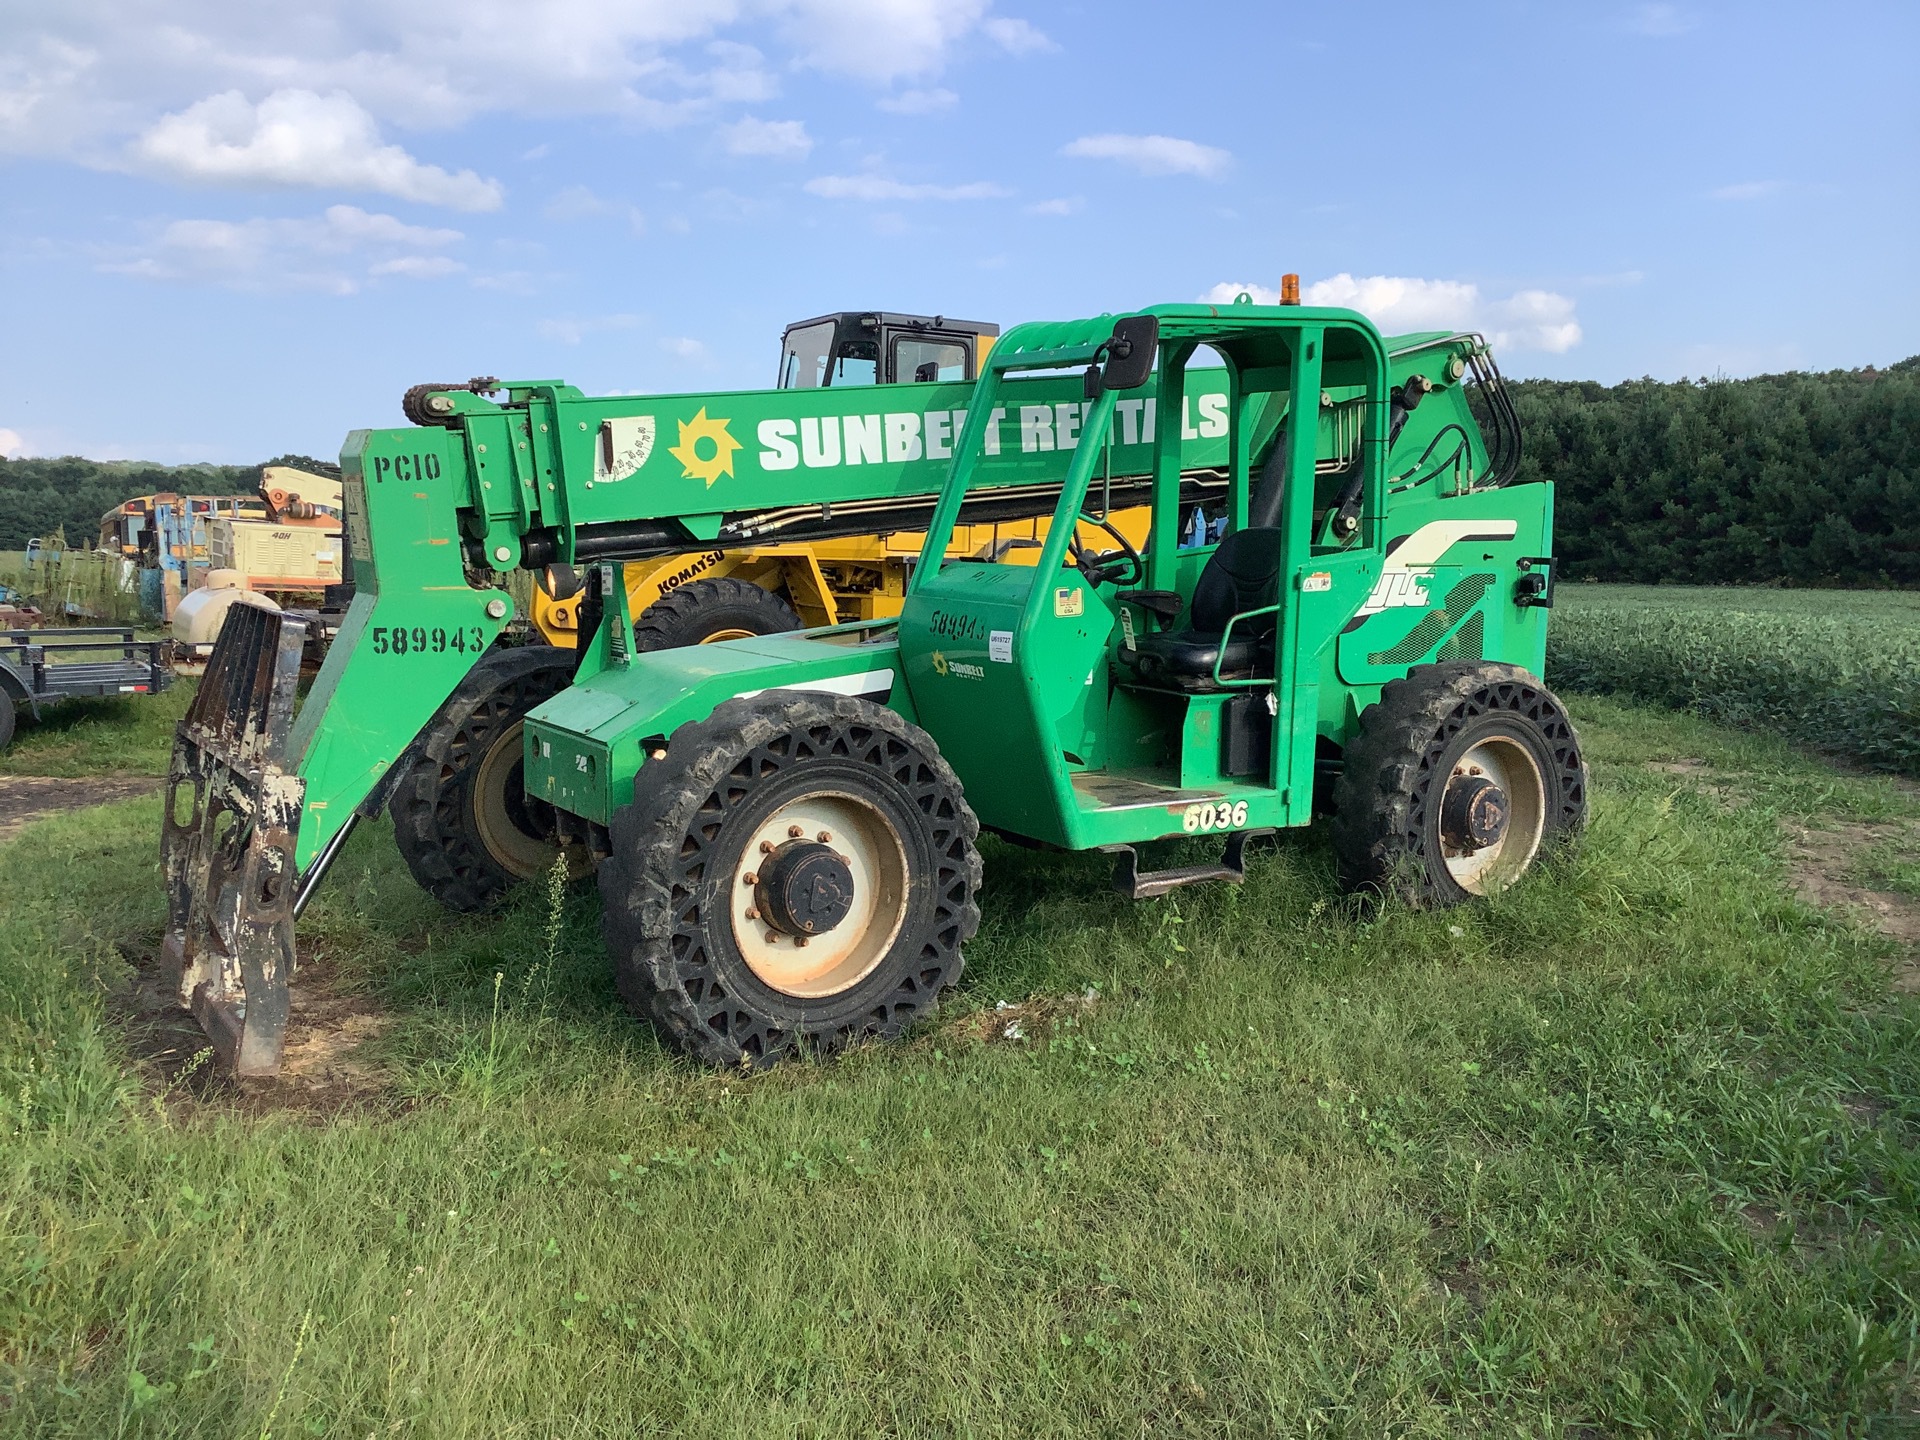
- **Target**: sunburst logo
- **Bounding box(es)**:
[667,408,741,487]
[931,650,950,676]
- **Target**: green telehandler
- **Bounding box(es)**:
[164,299,1583,1074]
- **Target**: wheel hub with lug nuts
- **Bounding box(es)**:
[1441,773,1508,852]
[729,791,910,999]
[1436,735,1548,895]
[754,840,855,937]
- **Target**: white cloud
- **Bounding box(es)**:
[703,42,780,104]
[538,312,645,346]
[543,184,615,220]
[1473,289,1583,354]
[1709,180,1783,201]
[1061,133,1230,179]
[778,0,991,83]
[719,115,812,158]
[105,204,464,294]
[1026,196,1082,216]
[1199,274,1583,354]
[661,336,710,361]
[133,89,504,211]
[805,173,1009,201]
[369,254,463,278]
[982,17,1056,55]
[1628,4,1697,37]
[0,427,25,459]
[877,87,957,114]
[0,2,1031,166]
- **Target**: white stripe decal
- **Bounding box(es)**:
[734,668,896,702]
[1384,519,1519,568]
[1351,519,1520,623]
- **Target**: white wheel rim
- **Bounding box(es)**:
[472,719,556,879]
[728,790,910,998]
[1440,735,1547,895]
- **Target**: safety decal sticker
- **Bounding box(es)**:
[595,416,656,483]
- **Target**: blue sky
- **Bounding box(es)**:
[2,0,1914,464]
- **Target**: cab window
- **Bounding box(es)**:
[892,335,970,383]
[778,322,835,388]
[829,342,879,385]
[780,322,881,388]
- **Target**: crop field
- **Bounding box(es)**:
[1551,585,1920,777]
[0,623,1917,1435]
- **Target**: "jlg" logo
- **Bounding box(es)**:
[1356,569,1431,618]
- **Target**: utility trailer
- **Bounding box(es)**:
[164,296,1580,1075]
[0,626,173,751]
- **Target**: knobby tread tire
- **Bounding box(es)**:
[389,644,576,913]
[599,691,982,1067]
[0,687,15,752]
[631,577,801,652]
[1330,660,1587,907]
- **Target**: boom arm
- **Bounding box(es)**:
[297,367,1253,870]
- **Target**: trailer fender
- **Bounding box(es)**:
[0,666,39,723]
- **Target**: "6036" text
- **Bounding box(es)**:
[1182,799,1249,833]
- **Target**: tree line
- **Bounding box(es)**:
[1507,356,1920,586]
[0,455,335,552]
[6,358,1918,585]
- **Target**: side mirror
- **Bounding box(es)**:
[1101,314,1158,391]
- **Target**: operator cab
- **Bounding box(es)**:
[892,304,1522,858]
[777,312,998,388]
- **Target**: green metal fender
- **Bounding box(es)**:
[522,621,913,828]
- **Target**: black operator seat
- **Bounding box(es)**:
[1118,436,1289,692]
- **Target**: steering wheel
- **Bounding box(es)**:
[1066,512,1143,589]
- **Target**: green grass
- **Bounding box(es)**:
[1560,585,1920,620]
[3,696,1918,1436]
[0,549,145,628]
[0,682,192,778]
[1551,585,1920,775]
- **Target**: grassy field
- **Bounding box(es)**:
[1551,585,1920,776]
[2,688,1918,1437]
[0,549,145,629]
[0,684,191,780]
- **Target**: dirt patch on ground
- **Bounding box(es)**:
[110,941,398,1118]
[0,774,163,841]
[1648,758,1713,776]
[1643,757,1748,809]
[3,770,397,1113]
[1787,819,1920,991]
[943,988,1102,1047]
[1645,758,1920,990]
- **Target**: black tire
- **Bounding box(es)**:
[1331,661,1587,907]
[0,687,16,752]
[389,645,580,912]
[632,577,801,652]
[600,691,982,1067]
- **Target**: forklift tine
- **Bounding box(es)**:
[161,605,307,1077]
